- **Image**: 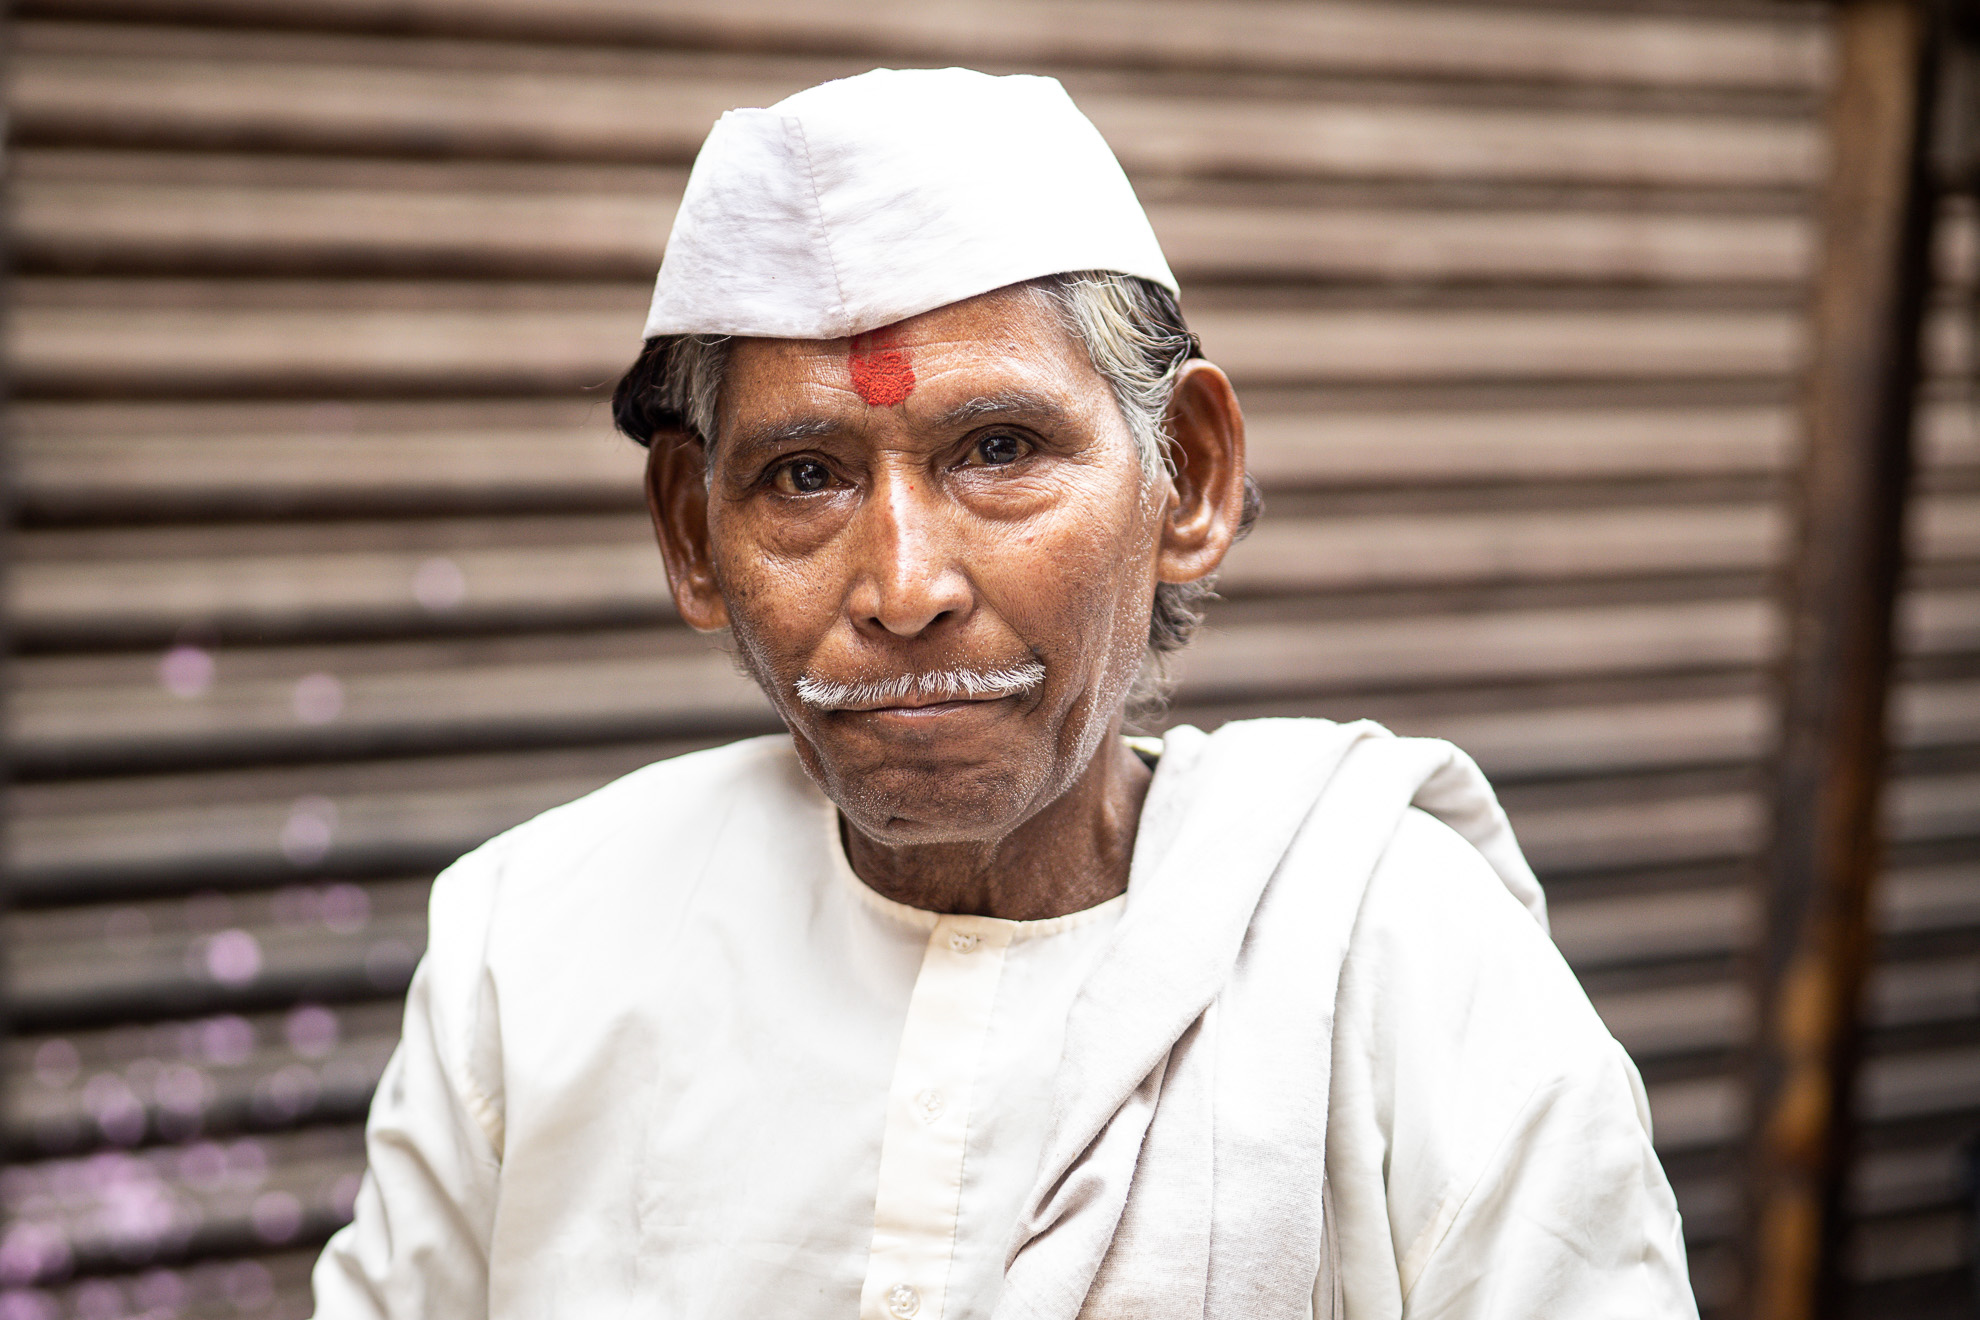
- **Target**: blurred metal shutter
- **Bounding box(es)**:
[2,2,1974,1317]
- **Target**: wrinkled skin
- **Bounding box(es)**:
[645,286,1246,919]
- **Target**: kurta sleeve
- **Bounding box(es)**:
[309,840,509,1319]
[1323,808,1696,1320]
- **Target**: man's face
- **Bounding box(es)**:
[682,287,1165,846]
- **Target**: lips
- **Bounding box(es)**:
[832,690,1009,714]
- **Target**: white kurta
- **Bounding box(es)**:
[310,734,1695,1319]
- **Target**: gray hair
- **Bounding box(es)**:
[1028,273,1193,487]
[610,272,1258,687]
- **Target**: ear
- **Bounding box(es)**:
[643,431,731,632]
[1155,360,1247,585]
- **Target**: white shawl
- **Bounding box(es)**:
[996,718,1547,1320]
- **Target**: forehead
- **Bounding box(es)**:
[718,286,1106,435]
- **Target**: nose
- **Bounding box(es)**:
[846,466,973,638]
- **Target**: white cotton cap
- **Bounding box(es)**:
[641,67,1177,341]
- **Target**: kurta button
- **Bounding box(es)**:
[914,1088,945,1122]
[887,1284,921,1318]
[948,931,981,953]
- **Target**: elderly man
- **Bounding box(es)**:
[310,69,1696,1319]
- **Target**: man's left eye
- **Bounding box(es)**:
[973,433,1025,466]
[773,459,834,493]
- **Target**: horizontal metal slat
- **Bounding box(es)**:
[11,39,1824,186]
[10,638,767,766]
[0,1248,321,1320]
[0,1125,365,1283]
[12,532,675,642]
[1177,598,1780,698]
[15,387,1977,511]
[1861,1043,1980,1128]
[1509,789,1762,875]
[8,287,1812,394]
[18,175,685,278]
[1902,587,1980,658]
[1880,860,1980,937]
[1553,885,1755,969]
[1893,678,1980,754]
[7,767,619,892]
[9,878,431,1027]
[1207,199,1808,287]
[8,666,1778,781]
[10,401,645,514]
[1226,502,1787,589]
[1846,1211,1967,1289]
[12,400,1820,514]
[1379,678,1973,783]
[8,866,1971,1092]
[13,0,1830,91]
[2,771,1765,890]
[4,597,1801,759]
[1887,770,1980,849]
[6,487,1966,650]
[14,175,1817,285]
[9,999,405,1151]
[0,1064,1756,1306]
[16,678,1971,896]
[1643,1075,1742,1153]
[7,499,1819,643]
[1,868,1808,1149]
[1594,979,1748,1060]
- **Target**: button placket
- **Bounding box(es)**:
[859,916,1015,1320]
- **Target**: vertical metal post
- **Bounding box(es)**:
[0,0,15,1176]
[1746,1,1939,1316]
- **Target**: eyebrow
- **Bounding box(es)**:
[725,415,842,461]
[937,390,1073,431]
[727,390,1073,460]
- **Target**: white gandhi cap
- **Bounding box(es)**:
[642,67,1177,342]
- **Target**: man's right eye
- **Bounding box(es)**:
[775,459,833,494]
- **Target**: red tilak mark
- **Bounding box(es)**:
[849,328,915,407]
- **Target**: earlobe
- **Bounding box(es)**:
[643,432,732,632]
[1155,361,1247,585]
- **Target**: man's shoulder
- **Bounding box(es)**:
[1329,824,1683,1314]
[1353,807,1558,980]
[518,732,798,841]
[1347,804,1616,1073]
[439,733,808,902]
[1371,806,1529,920]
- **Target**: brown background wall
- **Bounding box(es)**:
[3,2,1978,1316]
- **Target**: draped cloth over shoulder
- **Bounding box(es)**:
[995,719,1547,1320]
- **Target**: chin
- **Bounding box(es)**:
[811,747,1049,846]
[776,665,1125,847]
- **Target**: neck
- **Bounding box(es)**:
[841,731,1154,921]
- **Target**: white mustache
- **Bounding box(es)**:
[794,659,1047,710]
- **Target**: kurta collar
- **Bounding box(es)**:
[818,757,1136,944]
